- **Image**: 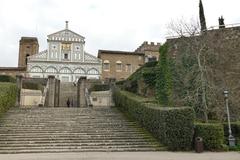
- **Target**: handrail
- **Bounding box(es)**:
[85,88,92,107]
[39,79,49,106]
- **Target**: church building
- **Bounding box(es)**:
[27,21,102,82]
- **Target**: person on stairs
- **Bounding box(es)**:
[67,98,70,107]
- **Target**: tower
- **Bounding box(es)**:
[18,37,39,67]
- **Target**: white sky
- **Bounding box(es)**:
[0,0,239,67]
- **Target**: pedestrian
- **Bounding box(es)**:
[67,98,70,107]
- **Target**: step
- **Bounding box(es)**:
[0,147,165,154]
[0,107,164,153]
[0,139,157,144]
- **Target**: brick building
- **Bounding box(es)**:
[135,41,161,62]
[98,41,161,81]
[98,50,145,81]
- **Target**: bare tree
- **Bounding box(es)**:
[167,18,240,122]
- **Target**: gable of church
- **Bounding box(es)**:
[47,29,85,42]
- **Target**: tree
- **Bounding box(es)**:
[199,0,207,32]
[167,17,240,122]
[155,44,173,106]
[167,18,210,122]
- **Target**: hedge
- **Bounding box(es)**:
[113,89,194,150]
[124,65,157,93]
[0,75,16,83]
[22,82,43,91]
[223,122,240,138]
[89,84,110,92]
[194,123,224,150]
[0,82,17,117]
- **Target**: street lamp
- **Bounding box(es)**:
[223,90,235,147]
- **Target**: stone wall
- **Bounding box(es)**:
[135,41,161,62]
[0,67,26,77]
[166,26,240,119]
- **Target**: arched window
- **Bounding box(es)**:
[45,67,58,73]
[30,66,43,73]
[116,60,122,71]
[74,68,86,74]
[87,68,99,75]
[59,67,72,74]
[103,60,110,71]
[25,54,30,65]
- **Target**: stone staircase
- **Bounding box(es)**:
[59,82,77,107]
[0,107,165,153]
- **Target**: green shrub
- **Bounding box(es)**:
[113,89,194,150]
[143,61,158,67]
[22,82,43,91]
[223,122,240,138]
[194,123,224,150]
[0,82,17,117]
[0,75,16,83]
[142,68,156,87]
[89,84,110,92]
[155,44,173,105]
[123,61,158,94]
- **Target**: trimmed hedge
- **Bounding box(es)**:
[223,122,240,138]
[194,123,224,150]
[0,82,17,117]
[22,82,43,91]
[89,84,110,92]
[0,75,16,83]
[124,61,158,93]
[113,89,194,150]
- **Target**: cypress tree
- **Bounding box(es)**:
[199,0,207,31]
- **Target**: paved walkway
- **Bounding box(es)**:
[0,152,239,160]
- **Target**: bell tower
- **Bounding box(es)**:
[18,37,39,67]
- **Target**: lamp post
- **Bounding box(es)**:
[223,90,235,147]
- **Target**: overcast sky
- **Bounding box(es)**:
[0,0,239,67]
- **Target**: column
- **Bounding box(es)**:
[15,75,23,107]
[47,75,55,107]
[54,79,60,107]
[77,76,87,107]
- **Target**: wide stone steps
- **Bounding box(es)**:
[0,107,165,153]
[0,138,156,144]
[0,147,161,154]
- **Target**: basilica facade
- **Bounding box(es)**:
[27,22,102,82]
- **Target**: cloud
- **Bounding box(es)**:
[0,0,239,67]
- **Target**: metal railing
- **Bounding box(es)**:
[85,88,92,107]
[39,79,49,106]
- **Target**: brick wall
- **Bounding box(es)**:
[18,37,39,67]
[166,26,240,119]
[98,51,145,81]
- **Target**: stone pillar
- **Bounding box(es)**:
[54,79,60,107]
[47,75,55,107]
[57,79,60,107]
[15,75,23,107]
[77,77,87,107]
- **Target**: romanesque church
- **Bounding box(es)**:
[27,21,102,82]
